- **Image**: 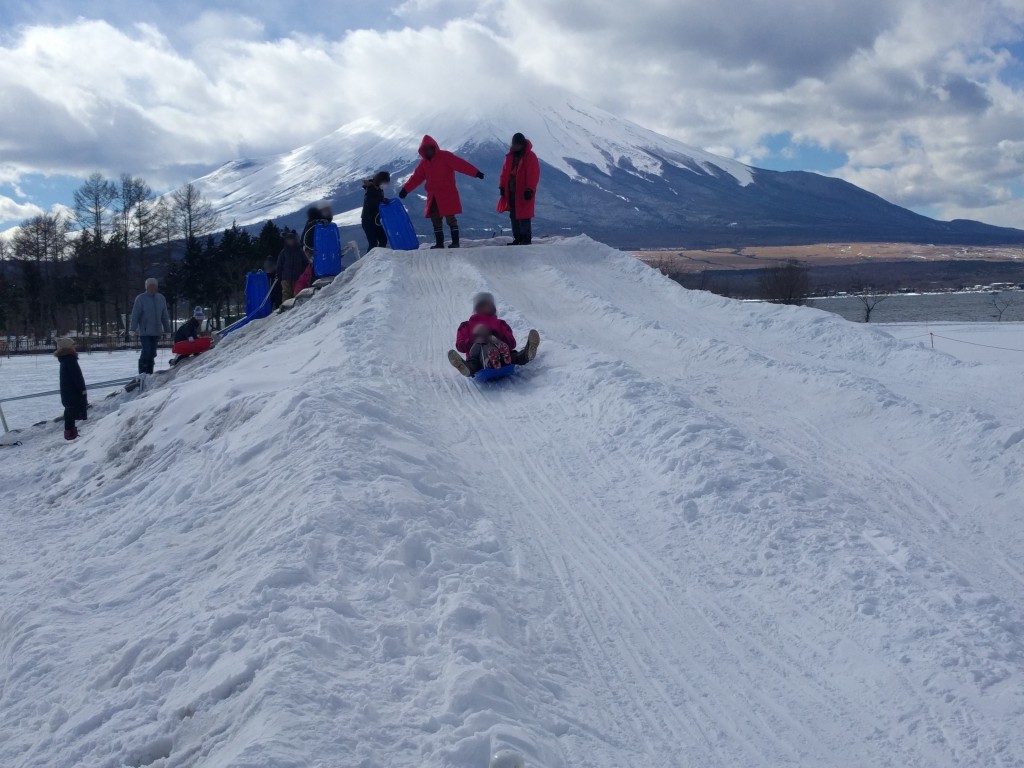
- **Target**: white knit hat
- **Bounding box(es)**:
[55,337,75,350]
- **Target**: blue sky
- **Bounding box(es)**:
[1,0,1023,231]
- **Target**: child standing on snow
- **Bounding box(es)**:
[399,135,485,249]
[361,171,391,251]
[447,292,541,376]
[55,337,87,441]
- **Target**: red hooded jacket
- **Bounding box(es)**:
[498,140,541,219]
[456,313,517,356]
[402,135,481,218]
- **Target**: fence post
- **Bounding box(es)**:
[930,333,934,350]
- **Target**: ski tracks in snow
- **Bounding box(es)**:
[2,238,1023,768]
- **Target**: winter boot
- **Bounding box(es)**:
[447,350,473,377]
[525,329,540,362]
[431,224,445,250]
[521,220,533,245]
[448,226,460,249]
[64,427,78,441]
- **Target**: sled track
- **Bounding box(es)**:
[382,245,1024,767]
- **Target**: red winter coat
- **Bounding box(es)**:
[498,140,541,219]
[456,313,516,356]
[403,135,481,218]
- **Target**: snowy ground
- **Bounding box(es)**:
[879,322,1024,366]
[1,238,1023,768]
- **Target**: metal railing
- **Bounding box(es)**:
[0,377,137,433]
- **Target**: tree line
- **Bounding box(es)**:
[0,173,285,346]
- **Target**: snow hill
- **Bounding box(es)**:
[193,93,1024,248]
[2,238,1024,768]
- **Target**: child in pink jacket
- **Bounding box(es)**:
[447,292,540,377]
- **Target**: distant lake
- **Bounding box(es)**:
[808,290,1024,323]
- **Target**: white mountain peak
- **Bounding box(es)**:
[195,93,753,227]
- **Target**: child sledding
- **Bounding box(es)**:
[448,292,540,380]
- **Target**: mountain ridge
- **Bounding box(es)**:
[193,94,1024,248]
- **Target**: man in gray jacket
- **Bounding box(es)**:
[130,277,171,374]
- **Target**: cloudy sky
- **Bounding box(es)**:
[1,0,1023,230]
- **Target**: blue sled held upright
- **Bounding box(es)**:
[475,365,517,382]
[378,200,419,251]
[313,222,342,277]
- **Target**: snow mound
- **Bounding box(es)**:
[2,238,1023,768]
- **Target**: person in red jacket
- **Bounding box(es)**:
[498,132,541,245]
[399,135,484,249]
[447,292,541,377]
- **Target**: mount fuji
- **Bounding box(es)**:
[194,95,1023,248]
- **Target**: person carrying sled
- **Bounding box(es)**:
[447,292,540,377]
[361,171,391,251]
[276,230,308,301]
[55,337,87,441]
[498,132,540,245]
[399,135,484,249]
[301,204,333,256]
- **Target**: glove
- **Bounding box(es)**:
[499,187,505,197]
[524,189,534,201]
[398,188,408,199]
[188,336,195,342]
[476,172,485,180]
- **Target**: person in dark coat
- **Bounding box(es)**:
[361,171,391,251]
[173,306,205,344]
[498,132,541,245]
[276,230,309,301]
[55,337,87,441]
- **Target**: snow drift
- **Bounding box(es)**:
[1,238,1023,767]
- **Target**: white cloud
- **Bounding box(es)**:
[0,196,43,223]
[0,2,1022,227]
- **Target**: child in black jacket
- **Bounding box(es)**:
[55,337,87,440]
[361,171,391,251]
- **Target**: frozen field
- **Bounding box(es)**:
[2,239,1023,767]
[0,349,173,430]
[880,322,1024,365]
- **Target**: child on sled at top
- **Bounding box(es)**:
[447,292,541,377]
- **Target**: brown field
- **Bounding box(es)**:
[635,243,1024,273]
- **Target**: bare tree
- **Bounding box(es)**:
[991,291,1018,321]
[115,174,153,338]
[73,173,117,242]
[171,183,219,242]
[759,261,811,305]
[853,290,892,323]
[12,212,72,339]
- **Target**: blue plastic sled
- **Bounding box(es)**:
[313,222,342,277]
[245,271,271,320]
[474,365,517,382]
[378,200,419,251]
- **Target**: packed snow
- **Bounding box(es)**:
[2,238,1023,768]
[194,93,753,227]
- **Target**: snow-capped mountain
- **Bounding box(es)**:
[195,94,1022,247]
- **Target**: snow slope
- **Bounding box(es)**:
[193,94,753,227]
[2,238,1023,768]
